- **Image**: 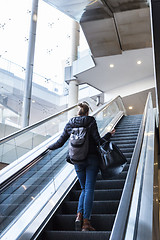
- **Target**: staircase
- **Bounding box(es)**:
[39,114,142,240]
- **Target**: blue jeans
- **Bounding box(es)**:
[74,154,99,220]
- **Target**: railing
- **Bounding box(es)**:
[0,95,125,166]
[124,98,158,239]
[0,95,126,240]
[0,103,79,164]
[109,92,157,240]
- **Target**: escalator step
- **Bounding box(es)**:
[51,214,115,231]
[112,139,136,144]
[95,179,125,189]
[70,189,122,201]
[62,201,119,214]
[45,231,111,240]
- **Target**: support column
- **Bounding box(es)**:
[21,0,39,128]
[68,79,78,106]
[150,0,160,141]
[70,20,80,63]
[68,20,80,118]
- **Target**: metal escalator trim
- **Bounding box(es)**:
[109,92,152,240]
[0,163,77,240]
[124,107,156,239]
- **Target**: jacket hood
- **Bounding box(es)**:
[69,116,95,128]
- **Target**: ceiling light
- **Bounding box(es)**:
[137,60,142,65]
[109,64,114,68]
[128,106,133,110]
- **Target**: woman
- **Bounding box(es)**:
[48,102,114,231]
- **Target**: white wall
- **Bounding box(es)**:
[104,76,155,102]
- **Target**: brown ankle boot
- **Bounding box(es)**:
[82,219,95,231]
[75,212,83,231]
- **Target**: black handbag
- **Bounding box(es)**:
[98,140,127,179]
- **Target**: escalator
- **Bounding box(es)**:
[0,96,124,238]
[0,94,157,240]
[39,114,142,240]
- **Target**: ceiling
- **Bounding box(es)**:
[122,87,156,115]
[44,0,152,57]
[75,47,154,93]
[43,0,155,114]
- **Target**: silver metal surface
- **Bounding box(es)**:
[109,92,153,240]
[136,108,155,239]
[124,106,154,239]
[124,95,158,240]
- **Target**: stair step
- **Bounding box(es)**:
[119,147,134,153]
[114,128,139,132]
[113,132,139,137]
[45,230,111,240]
[116,143,135,148]
[70,189,122,201]
[123,152,132,158]
[111,136,137,141]
[51,214,115,231]
[95,179,125,190]
[62,201,119,214]
[112,139,136,144]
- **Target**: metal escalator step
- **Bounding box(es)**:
[97,171,127,180]
[70,189,122,201]
[118,147,134,153]
[111,136,137,141]
[95,179,125,189]
[123,152,132,158]
[113,132,139,137]
[62,201,119,214]
[112,139,136,144]
[115,144,135,149]
[52,214,115,231]
[111,171,127,180]
[45,230,111,240]
[114,128,139,132]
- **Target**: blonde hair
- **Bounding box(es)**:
[77,102,89,116]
